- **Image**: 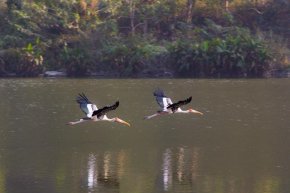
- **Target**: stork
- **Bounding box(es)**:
[144,89,203,120]
[67,93,130,126]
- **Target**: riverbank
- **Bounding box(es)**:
[2,68,289,79]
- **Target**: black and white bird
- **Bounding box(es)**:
[144,89,203,120]
[68,93,130,126]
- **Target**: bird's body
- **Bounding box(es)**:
[68,93,130,126]
[144,89,203,120]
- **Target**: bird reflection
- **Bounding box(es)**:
[103,152,111,180]
[161,147,200,192]
[162,148,172,191]
[84,147,200,192]
[87,154,97,190]
[85,150,126,192]
[191,148,199,181]
[117,150,126,177]
[177,147,185,182]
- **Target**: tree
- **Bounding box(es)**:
[186,0,195,24]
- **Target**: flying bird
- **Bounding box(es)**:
[67,93,130,126]
[144,89,203,120]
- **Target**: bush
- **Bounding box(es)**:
[59,44,92,76]
[98,38,169,77]
[168,29,271,78]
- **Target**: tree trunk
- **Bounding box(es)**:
[143,18,148,37]
[186,0,195,24]
[129,0,135,36]
[224,0,229,12]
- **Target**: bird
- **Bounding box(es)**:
[144,88,203,120]
[67,93,130,126]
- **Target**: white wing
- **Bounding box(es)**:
[158,97,172,111]
[76,93,98,118]
[86,104,98,118]
[92,104,98,111]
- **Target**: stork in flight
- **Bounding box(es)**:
[67,93,130,126]
[144,89,203,120]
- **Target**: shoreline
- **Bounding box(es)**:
[1,69,290,79]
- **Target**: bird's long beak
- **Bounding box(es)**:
[190,109,204,115]
[115,118,131,127]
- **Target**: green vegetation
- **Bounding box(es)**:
[0,0,289,77]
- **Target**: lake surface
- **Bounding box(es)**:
[0,78,290,193]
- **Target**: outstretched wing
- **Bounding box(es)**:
[92,101,119,118]
[153,88,173,111]
[76,93,98,118]
[167,96,192,112]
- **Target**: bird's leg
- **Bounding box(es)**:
[144,113,159,120]
[144,111,168,120]
[67,118,88,125]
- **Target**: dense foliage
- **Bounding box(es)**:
[0,0,289,77]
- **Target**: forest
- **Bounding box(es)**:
[0,0,289,78]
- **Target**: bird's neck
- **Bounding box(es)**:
[103,116,116,122]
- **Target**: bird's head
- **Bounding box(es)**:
[115,117,131,127]
[189,108,203,115]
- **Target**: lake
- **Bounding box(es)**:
[0,78,290,193]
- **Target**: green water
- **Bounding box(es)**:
[0,78,290,193]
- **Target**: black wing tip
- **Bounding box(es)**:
[115,101,119,106]
[78,93,88,99]
[77,92,84,97]
[76,93,90,104]
[184,96,192,104]
[77,92,85,98]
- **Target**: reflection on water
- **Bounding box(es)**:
[162,148,172,191]
[83,150,127,193]
[161,147,200,192]
[84,147,201,193]
[177,147,185,182]
[87,154,97,190]
[1,78,290,193]
[161,147,201,193]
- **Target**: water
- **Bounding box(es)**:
[0,78,290,193]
